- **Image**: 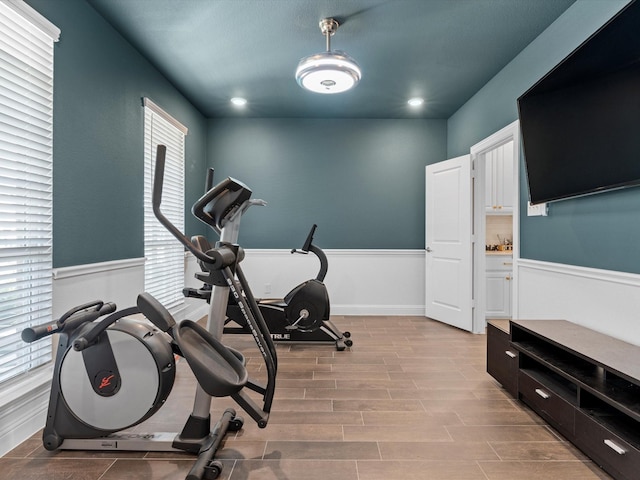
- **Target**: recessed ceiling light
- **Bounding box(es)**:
[230,97,247,107]
[408,97,424,107]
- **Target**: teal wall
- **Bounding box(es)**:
[26,0,209,268]
[25,0,637,273]
[447,0,640,273]
[207,118,447,249]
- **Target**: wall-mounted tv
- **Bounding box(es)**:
[518,0,640,205]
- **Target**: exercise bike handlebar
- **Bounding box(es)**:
[290,224,328,282]
[22,301,117,343]
[290,224,317,255]
[302,223,317,252]
[153,145,237,269]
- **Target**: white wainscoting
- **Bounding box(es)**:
[52,258,145,317]
[516,258,640,347]
[239,249,426,316]
[51,249,426,321]
[52,256,209,321]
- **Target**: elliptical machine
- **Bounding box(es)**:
[23,145,277,480]
[184,170,352,351]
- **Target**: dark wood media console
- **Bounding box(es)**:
[487,319,640,480]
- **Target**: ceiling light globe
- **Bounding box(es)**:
[296,51,361,94]
[230,97,247,106]
[408,97,424,107]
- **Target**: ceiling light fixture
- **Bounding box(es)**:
[295,18,361,94]
[230,97,247,107]
[408,97,424,107]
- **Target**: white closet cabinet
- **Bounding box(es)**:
[485,255,512,318]
[485,141,514,213]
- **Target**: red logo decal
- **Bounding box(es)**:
[99,374,115,390]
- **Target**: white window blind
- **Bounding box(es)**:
[0,0,59,385]
[143,98,187,310]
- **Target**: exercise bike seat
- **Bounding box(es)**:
[174,319,248,397]
[258,298,287,308]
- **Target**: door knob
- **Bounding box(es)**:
[426,247,433,252]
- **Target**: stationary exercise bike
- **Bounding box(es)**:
[225,225,352,350]
[184,169,352,351]
[23,145,277,480]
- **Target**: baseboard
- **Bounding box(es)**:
[331,304,426,316]
[0,367,51,457]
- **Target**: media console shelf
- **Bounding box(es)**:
[490,319,640,480]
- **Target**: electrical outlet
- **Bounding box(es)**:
[527,201,548,216]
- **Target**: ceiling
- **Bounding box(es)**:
[87,0,576,119]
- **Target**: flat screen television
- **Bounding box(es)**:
[518,0,640,205]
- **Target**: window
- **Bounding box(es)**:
[0,1,59,385]
[143,98,188,310]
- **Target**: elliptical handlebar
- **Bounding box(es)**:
[153,145,237,269]
[153,145,202,260]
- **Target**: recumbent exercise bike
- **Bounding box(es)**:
[23,145,277,480]
[184,169,352,351]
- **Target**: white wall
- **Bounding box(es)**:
[516,258,640,347]
[240,249,426,316]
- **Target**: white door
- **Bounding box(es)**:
[425,155,473,331]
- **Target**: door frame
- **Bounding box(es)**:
[470,120,520,333]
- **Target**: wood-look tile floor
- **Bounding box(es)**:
[1,316,613,480]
